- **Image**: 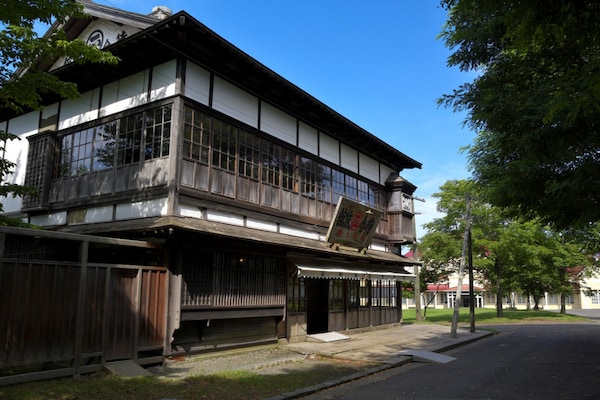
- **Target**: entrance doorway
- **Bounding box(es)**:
[306,279,329,334]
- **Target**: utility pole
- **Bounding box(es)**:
[468,227,475,333]
[413,243,422,322]
[451,194,471,338]
[412,196,425,322]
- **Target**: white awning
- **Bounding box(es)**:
[290,254,416,282]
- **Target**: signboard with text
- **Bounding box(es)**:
[325,197,382,251]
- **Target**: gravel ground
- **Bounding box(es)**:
[148,345,312,379]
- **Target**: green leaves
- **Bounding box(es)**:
[440,0,600,229]
[0,0,120,215]
[420,179,597,308]
[0,0,119,113]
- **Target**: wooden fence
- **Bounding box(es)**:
[0,226,168,386]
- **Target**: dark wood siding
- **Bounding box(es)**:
[0,228,166,386]
[180,248,286,310]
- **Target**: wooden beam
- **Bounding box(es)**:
[0,226,157,248]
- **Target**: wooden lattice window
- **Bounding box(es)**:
[183,107,210,163]
[238,130,260,179]
[180,249,286,308]
[23,133,55,209]
[287,276,306,313]
[145,104,171,160]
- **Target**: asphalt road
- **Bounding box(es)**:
[301,322,600,400]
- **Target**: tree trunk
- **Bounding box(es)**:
[559,267,567,314]
[495,258,504,318]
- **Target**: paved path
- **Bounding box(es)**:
[561,309,600,320]
[298,323,600,400]
[263,323,492,400]
[285,323,490,364]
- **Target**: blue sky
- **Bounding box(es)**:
[94,0,475,239]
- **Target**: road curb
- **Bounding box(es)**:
[265,329,495,400]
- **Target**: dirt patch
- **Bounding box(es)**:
[148,346,375,380]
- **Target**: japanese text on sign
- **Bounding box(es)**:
[325,197,382,250]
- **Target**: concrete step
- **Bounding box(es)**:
[395,349,456,363]
[104,360,153,377]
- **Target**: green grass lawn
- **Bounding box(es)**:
[402,307,587,325]
[0,365,370,400]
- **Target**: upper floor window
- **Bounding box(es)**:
[94,121,117,171]
[332,169,345,205]
[316,164,332,203]
[239,131,260,179]
[145,105,172,160]
[58,128,94,176]
[56,104,171,178]
[358,180,374,206]
[281,149,295,191]
[298,156,317,197]
[346,175,358,202]
[212,119,237,172]
[183,107,210,163]
[117,114,143,166]
[181,104,384,210]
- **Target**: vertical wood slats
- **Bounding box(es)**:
[180,249,286,308]
[0,262,167,367]
[0,229,167,386]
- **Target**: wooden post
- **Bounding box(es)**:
[73,240,89,377]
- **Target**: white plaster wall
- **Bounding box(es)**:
[206,209,244,226]
[178,204,203,218]
[380,165,395,186]
[150,59,177,101]
[29,211,67,227]
[298,121,318,156]
[260,102,296,145]
[359,153,380,183]
[100,70,149,117]
[185,62,211,106]
[84,205,114,224]
[319,133,339,165]
[279,225,320,240]
[340,143,358,173]
[246,218,278,232]
[370,243,387,252]
[59,89,100,129]
[212,76,259,128]
[115,198,169,220]
[50,19,142,71]
[40,103,59,131]
[1,111,39,213]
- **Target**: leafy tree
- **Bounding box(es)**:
[1,0,118,112]
[422,179,517,316]
[498,219,591,312]
[0,0,118,221]
[418,232,457,317]
[421,179,594,316]
[438,0,600,229]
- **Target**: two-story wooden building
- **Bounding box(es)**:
[1,1,421,355]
